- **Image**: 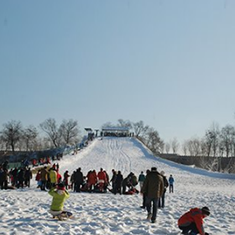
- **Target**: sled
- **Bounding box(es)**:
[50,211,74,221]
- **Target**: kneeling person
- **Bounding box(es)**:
[178,206,210,235]
[48,183,70,219]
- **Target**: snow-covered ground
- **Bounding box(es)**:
[1,137,235,235]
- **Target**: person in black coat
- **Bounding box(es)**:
[141,167,164,223]
[158,171,169,208]
[114,171,123,194]
[25,167,32,187]
[110,169,117,192]
[0,167,9,189]
[74,168,83,192]
[17,168,25,188]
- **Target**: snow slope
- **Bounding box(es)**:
[0,137,235,235]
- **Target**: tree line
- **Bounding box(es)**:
[179,122,235,158]
[1,118,235,159]
[0,118,80,154]
[0,118,164,156]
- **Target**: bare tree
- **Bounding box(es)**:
[182,141,188,155]
[171,138,179,154]
[59,119,80,146]
[220,125,235,157]
[0,135,5,151]
[145,128,163,154]
[1,120,23,154]
[187,137,201,156]
[204,131,213,157]
[21,125,38,151]
[39,118,60,148]
[231,132,235,157]
[117,119,132,129]
[132,121,149,138]
[200,139,208,157]
[205,123,220,157]
[159,141,165,154]
[165,142,170,154]
[101,122,114,129]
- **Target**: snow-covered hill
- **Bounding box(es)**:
[0,137,235,235]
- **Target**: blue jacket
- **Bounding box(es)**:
[169,176,174,185]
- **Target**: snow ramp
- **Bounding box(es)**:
[59,137,168,177]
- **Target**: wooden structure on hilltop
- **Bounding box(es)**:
[101,127,130,137]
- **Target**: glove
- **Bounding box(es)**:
[205,233,209,235]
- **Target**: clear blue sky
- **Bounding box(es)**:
[1,0,235,145]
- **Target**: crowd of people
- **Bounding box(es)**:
[44,164,209,234]
[1,159,210,235]
[35,165,140,195]
[31,153,63,167]
[42,164,177,222]
[0,162,32,189]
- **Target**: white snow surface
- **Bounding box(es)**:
[1,137,235,235]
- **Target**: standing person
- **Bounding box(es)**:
[11,168,18,187]
[56,170,62,184]
[178,207,210,235]
[158,171,168,208]
[48,183,70,220]
[3,161,9,170]
[24,167,32,187]
[87,170,97,192]
[49,167,57,189]
[41,166,49,191]
[17,168,25,188]
[74,168,83,192]
[97,168,107,192]
[63,170,70,189]
[169,174,174,193]
[103,170,109,191]
[141,167,164,223]
[1,168,9,189]
[140,169,150,209]
[56,163,60,171]
[35,169,42,188]
[110,169,117,192]
[70,171,75,191]
[114,170,123,194]
[138,171,146,192]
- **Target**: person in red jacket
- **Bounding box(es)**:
[35,170,42,188]
[178,207,210,235]
[63,170,70,189]
[87,170,97,192]
[97,168,107,192]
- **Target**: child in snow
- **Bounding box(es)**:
[168,174,174,193]
[178,206,210,235]
[138,171,145,192]
[48,183,70,219]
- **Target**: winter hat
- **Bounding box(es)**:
[201,207,210,216]
[151,167,157,171]
[57,183,65,191]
